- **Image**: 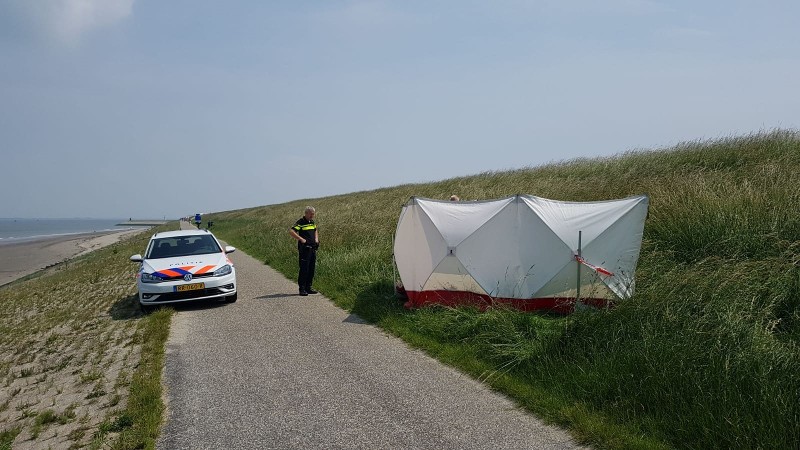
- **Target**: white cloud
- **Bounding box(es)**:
[4,0,133,45]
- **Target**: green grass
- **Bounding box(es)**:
[30,408,76,439]
[0,428,20,450]
[206,130,800,449]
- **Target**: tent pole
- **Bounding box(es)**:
[576,230,582,310]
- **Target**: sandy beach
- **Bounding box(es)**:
[0,228,146,287]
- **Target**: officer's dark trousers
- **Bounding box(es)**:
[298,246,316,291]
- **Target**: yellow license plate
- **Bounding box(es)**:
[175,282,204,292]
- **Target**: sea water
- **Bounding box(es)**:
[0,218,132,242]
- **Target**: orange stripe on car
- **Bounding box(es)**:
[194,265,215,274]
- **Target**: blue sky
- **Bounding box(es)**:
[1,1,798,219]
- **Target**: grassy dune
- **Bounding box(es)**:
[207,130,800,449]
[0,226,172,450]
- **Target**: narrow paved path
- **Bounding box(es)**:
[158,224,582,449]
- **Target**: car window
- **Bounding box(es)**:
[147,235,222,259]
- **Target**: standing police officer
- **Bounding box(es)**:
[289,206,319,296]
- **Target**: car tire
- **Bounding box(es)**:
[224,292,238,303]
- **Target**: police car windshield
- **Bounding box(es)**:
[148,235,221,259]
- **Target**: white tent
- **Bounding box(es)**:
[393,194,649,313]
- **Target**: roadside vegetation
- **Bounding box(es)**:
[207,130,800,449]
[0,225,172,450]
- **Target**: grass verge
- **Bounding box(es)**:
[98,308,172,450]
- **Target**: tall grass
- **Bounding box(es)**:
[208,130,800,448]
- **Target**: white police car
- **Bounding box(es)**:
[130,229,237,310]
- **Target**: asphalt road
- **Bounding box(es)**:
[158,225,583,449]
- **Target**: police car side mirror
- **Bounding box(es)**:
[130,254,143,262]
[225,246,236,254]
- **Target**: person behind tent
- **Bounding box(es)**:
[289,206,319,296]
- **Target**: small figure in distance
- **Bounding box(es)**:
[289,206,320,296]
[449,195,460,201]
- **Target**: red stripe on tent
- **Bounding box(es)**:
[403,290,611,315]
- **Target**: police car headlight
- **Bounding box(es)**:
[214,264,232,277]
[140,272,163,283]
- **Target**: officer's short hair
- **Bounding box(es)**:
[305,206,316,214]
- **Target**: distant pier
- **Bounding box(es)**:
[117,220,169,226]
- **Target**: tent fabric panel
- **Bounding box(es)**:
[523,195,648,251]
[417,197,515,247]
[457,199,574,299]
[515,203,576,296]
[393,203,448,291]
[533,260,616,299]
[581,197,649,298]
[456,201,528,298]
[393,205,422,290]
[421,256,487,294]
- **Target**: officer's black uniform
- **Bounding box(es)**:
[292,217,317,294]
